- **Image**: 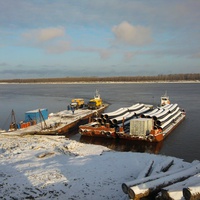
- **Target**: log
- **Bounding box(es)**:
[137,160,154,179]
[158,173,200,200]
[159,189,182,200]
[151,157,174,174]
[121,166,188,194]
[160,158,174,172]
[183,185,200,200]
[128,163,200,199]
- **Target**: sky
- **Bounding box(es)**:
[0,0,200,79]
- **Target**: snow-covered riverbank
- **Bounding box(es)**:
[0,135,199,199]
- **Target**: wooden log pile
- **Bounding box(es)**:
[121,159,200,200]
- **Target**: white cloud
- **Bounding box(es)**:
[112,21,153,46]
[22,27,65,43]
[21,27,71,54]
[45,40,71,54]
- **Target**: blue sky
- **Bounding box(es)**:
[0,0,200,79]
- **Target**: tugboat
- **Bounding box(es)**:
[87,90,103,109]
[160,92,170,106]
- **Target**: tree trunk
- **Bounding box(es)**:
[156,173,200,200]
[137,160,154,179]
[121,166,188,194]
[128,163,200,199]
[151,157,174,174]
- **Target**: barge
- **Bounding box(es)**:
[117,104,186,142]
[79,103,153,139]
[2,91,108,136]
[79,96,186,142]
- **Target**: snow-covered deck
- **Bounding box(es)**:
[2,107,105,136]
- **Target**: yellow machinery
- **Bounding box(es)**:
[88,90,102,109]
[88,98,102,109]
[71,98,85,109]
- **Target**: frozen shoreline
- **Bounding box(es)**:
[0,134,199,199]
[0,80,199,84]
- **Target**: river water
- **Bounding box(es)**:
[0,83,199,162]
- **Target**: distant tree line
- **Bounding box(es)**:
[0,73,199,83]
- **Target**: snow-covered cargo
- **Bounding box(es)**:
[130,118,153,136]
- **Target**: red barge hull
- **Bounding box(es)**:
[117,113,186,142]
[79,103,186,143]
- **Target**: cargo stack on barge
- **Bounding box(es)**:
[117,103,186,142]
[79,103,153,139]
[2,91,108,136]
[79,95,186,142]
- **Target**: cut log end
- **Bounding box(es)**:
[128,188,136,199]
[183,186,200,200]
[121,183,129,194]
[183,188,192,200]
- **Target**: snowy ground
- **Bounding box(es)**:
[0,135,197,199]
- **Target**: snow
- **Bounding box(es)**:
[0,134,198,200]
[2,109,95,136]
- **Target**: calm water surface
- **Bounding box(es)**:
[0,83,199,162]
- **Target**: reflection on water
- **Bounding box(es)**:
[79,135,163,154]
